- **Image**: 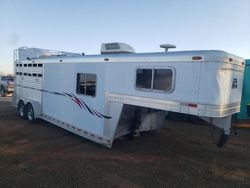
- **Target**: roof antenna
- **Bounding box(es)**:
[160,44,176,52]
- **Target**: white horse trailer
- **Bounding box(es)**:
[12,43,245,148]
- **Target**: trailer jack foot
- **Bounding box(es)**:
[217,130,229,148]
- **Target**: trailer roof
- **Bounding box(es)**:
[19,50,245,66]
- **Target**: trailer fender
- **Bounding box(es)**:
[27,101,42,118]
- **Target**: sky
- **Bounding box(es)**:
[0,0,250,74]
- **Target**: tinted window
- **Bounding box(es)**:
[136,69,152,89]
[77,73,96,97]
[136,68,173,92]
[1,76,14,81]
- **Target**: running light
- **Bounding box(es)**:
[192,56,202,60]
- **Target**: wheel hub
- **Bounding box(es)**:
[28,110,33,120]
[19,106,24,116]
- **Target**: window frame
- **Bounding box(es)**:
[76,73,97,97]
[135,67,175,94]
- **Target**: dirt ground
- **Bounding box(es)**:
[0,97,250,188]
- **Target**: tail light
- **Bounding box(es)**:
[188,103,198,108]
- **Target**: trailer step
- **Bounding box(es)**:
[40,114,112,148]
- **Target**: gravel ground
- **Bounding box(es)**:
[0,97,250,188]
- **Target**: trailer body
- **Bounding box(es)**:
[12,44,245,147]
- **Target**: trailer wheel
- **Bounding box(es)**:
[17,101,26,119]
[26,103,36,123]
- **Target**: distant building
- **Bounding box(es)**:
[238,59,250,120]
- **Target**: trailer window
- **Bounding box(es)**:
[153,69,173,91]
[76,73,96,97]
[136,69,152,89]
[136,68,173,92]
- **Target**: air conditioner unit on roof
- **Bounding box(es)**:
[100,42,135,54]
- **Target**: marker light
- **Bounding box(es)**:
[192,56,202,60]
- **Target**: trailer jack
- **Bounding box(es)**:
[217,129,229,148]
[128,109,141,140]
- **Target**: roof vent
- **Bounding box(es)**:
[160,44,176,52]
[101,42,135,54]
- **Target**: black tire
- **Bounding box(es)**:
[26,103,36,123]
[17,101,26,119]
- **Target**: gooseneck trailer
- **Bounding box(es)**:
[12,43,245,147]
